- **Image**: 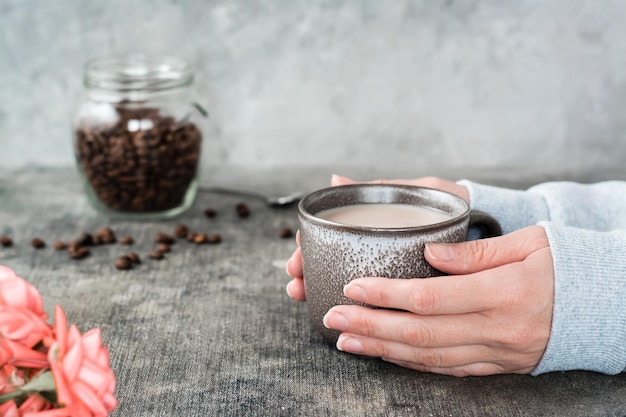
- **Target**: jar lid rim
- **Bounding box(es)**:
[84,54,193,92]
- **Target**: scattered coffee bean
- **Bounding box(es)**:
[31,238,45,249]
[186,232,197,242]
[175,224,189,238]
[208,233,222,244]
[0,236,13,247]
[119,236,134,245]
[68,240,81,251]
[95,227,116,244]
[68,246,90,260]
[53,241,67,250]
[235,202,250,218]
[104,234,117,244]
[157,243,171,253]
[204,208,217,218]
[193,233,208,244]
[103,234,116,244]
[126,252,141,264]
[149,249,165,260]
[155,233,175,245]
[114,256,133,270]
[74,106,201,213]
[279,227,293,239]
[75,232,94,247]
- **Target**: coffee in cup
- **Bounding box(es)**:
[316,203,453,228]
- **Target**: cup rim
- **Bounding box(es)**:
[298,183,470,232]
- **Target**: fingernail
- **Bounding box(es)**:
[285,281,294,297]
[285,255,294,274]
[344,282,367,302]
[323,310,348,331]
[331,174,353,185]
[337,334,363,353]
[425,243,456,262]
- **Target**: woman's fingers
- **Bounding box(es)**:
[342,273,497,315]
[331,174,357,186]
[337,333,494,368]
[425,226,549,275]
[286,278,306,301]
[339,334,535,375]
[286,246,303,279]
[285,230,303,299]
[324,305,493,348]
[329,229,550,315]
[327,309,539,375]
[285,245,306,301]
[383,359,513,377]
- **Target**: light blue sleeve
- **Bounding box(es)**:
[458,180,626,233]
[457,180,626,375]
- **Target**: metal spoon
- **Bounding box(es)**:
[198,185,305,207]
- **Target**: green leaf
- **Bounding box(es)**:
[0,371,57,405]
[21,371,56,393]
[0,389,24,403]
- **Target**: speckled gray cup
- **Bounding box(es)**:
[298,184,502,344]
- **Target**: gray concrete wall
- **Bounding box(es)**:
[1,0,625,172]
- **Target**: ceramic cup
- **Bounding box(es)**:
[297,184,502,344]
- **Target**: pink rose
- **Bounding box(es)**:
[0,267,117,416]
[0,267,45,319]
[47,306,117,416]
[0,306,52,348]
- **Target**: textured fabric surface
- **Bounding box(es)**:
[1,168,626,416]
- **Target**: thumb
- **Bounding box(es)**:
[425,225,549,275]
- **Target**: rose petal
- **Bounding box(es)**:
[0,400,20,417]
[52,306,68,355]
[71,380,108,415]
[63,344,83,383]
[78,359,116,394]
[18,393,52,412]
[1,339,48,368]
[0,266,45,316]
[0,306,51,347]
[50,361,72,407]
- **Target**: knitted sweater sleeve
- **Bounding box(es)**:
[457,180,626,375]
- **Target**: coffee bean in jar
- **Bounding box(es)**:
[73,54,206,219]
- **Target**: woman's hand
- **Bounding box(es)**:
[285,174,469,301]
[323,225,554,376]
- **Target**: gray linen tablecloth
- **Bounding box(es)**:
[1,167,625,417]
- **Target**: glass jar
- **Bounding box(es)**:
[73,54,206,219]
